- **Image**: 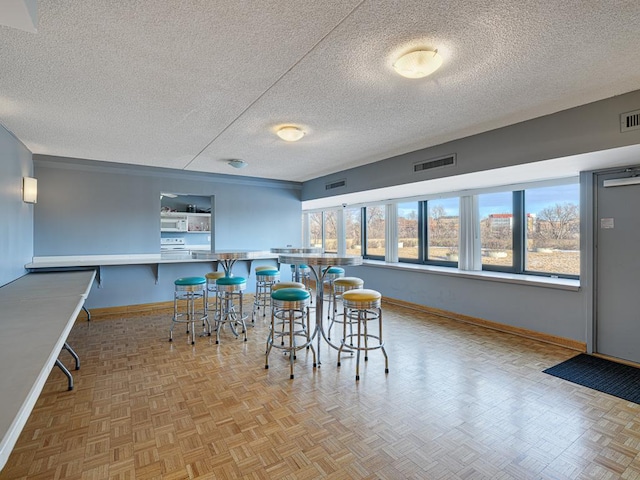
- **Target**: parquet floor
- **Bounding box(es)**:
[3,298,640,480]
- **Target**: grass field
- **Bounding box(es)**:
[350,246,579,276]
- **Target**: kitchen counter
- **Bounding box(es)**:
[25,251,278,286]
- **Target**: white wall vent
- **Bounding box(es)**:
[325,179,346,190]
[413,154,456,173]
[620,109,640,132]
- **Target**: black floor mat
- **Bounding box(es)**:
[544,353,640,404]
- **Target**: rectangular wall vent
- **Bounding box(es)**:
[413,154,456,173]
[325,179,346,190]
[621,109,640,132]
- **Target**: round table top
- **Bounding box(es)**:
[278,253,363,267]
[270,247,323,254]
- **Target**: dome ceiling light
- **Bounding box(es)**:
[227,159,248,169]
[276,126,305,142]
[393,49,443,79]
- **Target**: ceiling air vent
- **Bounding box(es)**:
[325,179,346,190]
[620,109,640,132]
[413,154,456,173]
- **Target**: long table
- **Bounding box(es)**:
[0,270,96,472]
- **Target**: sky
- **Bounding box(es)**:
[398,184,580,219]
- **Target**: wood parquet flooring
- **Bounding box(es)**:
[3,298,640,479]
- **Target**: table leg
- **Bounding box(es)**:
[313,267,324,365]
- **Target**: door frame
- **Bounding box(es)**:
[587,164,640,358]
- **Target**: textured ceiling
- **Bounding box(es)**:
[1,1,640,182]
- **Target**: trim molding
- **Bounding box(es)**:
[382,297,586,352]
[83,301,174,319]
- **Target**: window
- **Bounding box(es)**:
[398,202,419,260]
[525,184,580,277]
[427,198,460,264]
[323,210,338,253]
[364,206,385,259]
[345,207,362,255]
[309,212,323,249]
[303,179,579,280]
[479,192,514,270]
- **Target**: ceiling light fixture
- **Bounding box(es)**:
[393,49,443,79]
[276,126,305,142]
[227,159,248,169]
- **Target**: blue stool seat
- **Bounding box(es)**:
[257,269,279,276]
[174,276,206,290]
[272,287,310,303]
[323,267,344,275]
[217,276,246,286]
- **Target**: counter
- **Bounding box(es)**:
[25,251,278,287]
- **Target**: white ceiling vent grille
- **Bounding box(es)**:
[413,154,456,173]
[325,179,346,190]
[620,110,640,132]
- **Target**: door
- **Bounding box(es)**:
[595,169,640,363]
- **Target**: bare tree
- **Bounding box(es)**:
[366,206,385,251]
[324,211,338,252]
[309,212,322,246]
[535,202,579,240]
[429,204,447,244]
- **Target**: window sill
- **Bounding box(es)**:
[360,259,580,291]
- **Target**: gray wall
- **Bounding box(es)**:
[348,266,584,341]
[303,90,640,201]
[0,124,33,287]
[33,156,301,307]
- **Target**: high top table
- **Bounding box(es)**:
[277,253,362,365]
[191,250,275,336]
[270,247,322,282]
[192,250,275,276]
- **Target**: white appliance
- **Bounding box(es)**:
[161,215,187,232]
[161,237,187,251]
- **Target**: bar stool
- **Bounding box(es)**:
[266,287,315,379]
[270,281,307,342]
[252,268,280,322]
[170,276,209,345]
[328,276,364,341]
[290,263,311,284]
[214,276,248,344]
[205,271,225,320]
[322,266,345,319]
[338,289,389,381]
[290,264,313,305]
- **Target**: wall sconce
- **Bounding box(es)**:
[23,177,37,203]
